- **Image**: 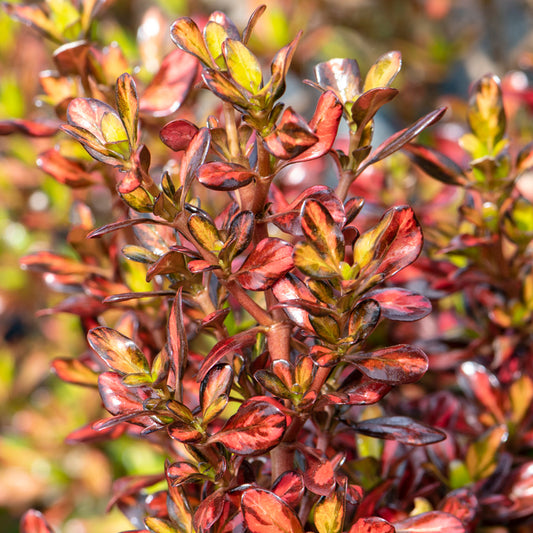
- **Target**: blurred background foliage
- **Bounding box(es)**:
[2,0,533,531]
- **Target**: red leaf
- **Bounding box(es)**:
[353,416,446,445]
[160,119,199,151]
[180,127,211,206]
[200,363,233,423]
[350,87,398,130]
[241,488,304,533]
[97,372,153,415]
[193,489,227,532]
[403,143,467,186]
[20,251,90,275]
[290,91,343,163]
[198,162,256,191]
[303,453,336,496]
[361,107,446,170]
[167,421,204,443]
[0,119,58,137]
[52,358,98,386]
[272,471,305,507]
[236,238,294,291]
[197,328,260,382]
[220,210,255,262]
[438,488,478,526]
[354,206,423,280]
[37,149,98,187]
[107,473,164,511]
[65,420,127,443]
[19,510,54,533]
[88,327,149,375]
[349,344,428,385]
[394,511,465,532]
[365,288,431,322]
[208,398,286,455]
[263,107,318,159]
[88,216,172,238]
[325,380,391,406]
[301,198,344,264]
[348,517,394,533]
[140,49,199,117]
[272,274,317,331]
[167,288,187,392]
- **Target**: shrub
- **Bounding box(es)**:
[3,1,533,532]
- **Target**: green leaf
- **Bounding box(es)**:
[363,51,402,92]
[466,425,508,481]
[223,39,262,93]
[115,73,139,151]
[314,490,345,533]
[187,214,222,253]
[88,327,149,375]
[293,242,339,278]
[204,21,229,68]
[170,17,213,65]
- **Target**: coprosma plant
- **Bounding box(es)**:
[2,1,490,532]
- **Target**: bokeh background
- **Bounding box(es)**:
[2,0,533,531]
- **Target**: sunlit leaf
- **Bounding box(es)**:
[198,162,256,191]
[116,72,138,148]
[241,488,304,533]
[348,517,394,533]
[236,238,294,290]
[314,490,345,533]
[223,39,262,93]
[200,364,233,423]
[314,58,361,104]
[209,398,286,454]
[395,511,465,532]
[348,344,428,385]
[140,49,199,117]
[363,51,402,92]
[365,288,431,322]
[272,471,305,507]
[170,17,212,65]
[88,327,149,374]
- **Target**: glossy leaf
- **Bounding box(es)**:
[353,206,423,280]
[363,51,402,92]
[325,379,391,406]
[204,20,230,67]
[301,198,345,265]
[180,127,211,207]
[170,17,213,65]
[348,298,381,340]
[160,119,199,151]
[439,488,478,526]
[198,328,260,382]
[314,58,361,104]
[220,210,255,261]
[200,364,233,423]
[140,49,199,117]
[188,214,221,252]
[19,510,54,533]
[457,361,504,422]
[293,242,339,278]
[88,327,149,374]
[193,489,226,532]
[116,72,138,148]
[361,107,446,170]
[236,238,294,290]
[144,517,179,533]
[272,471,305,507]
[198,162,256,191]
[241,488,304,533]
[223,39,262,93]
[167,288,187,392]
[352,88,397,134]
[395,511,465,532]
[403,143,467,186]
[303,454,336,496]
[348,517,394,533]
[264,107,318,159]
[353,416,446,445]
[203,69,251,110]
[37,148,98,187]
[290,91,343,164]
[349,345,428,385]
[314,490,345,533]
[365,288,431,322]
[208,398,286,454]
